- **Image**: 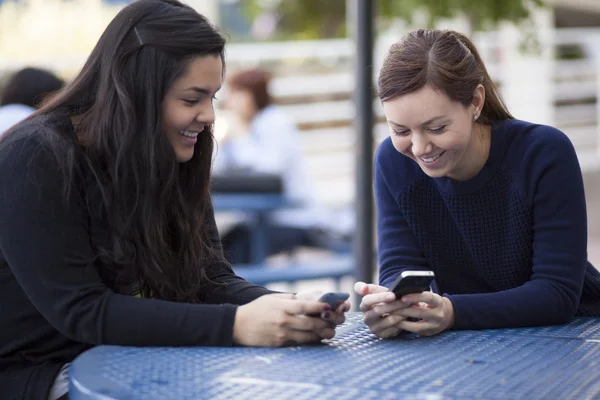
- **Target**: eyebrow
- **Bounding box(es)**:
[183,86,221,95]
[388,116,447,128]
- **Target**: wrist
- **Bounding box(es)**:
[442,297,455,330]
[232,305,246,346]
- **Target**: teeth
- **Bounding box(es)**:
[180,130,199,138]
[421,153,442,163]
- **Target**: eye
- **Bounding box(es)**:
[212,95,219,101]
[392,129,410,137]
[183,99,199,105]
[427,125,447,134]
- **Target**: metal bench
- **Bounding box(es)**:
[232,255,353,290]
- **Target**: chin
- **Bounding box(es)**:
[421,170,446,178]
[176,152,194,163]
[418,165,448,178]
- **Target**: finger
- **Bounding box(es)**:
[394,305,431,321]
[315,326,336,340]
[401,291,441,308]
[281,314,331,337]
[355,282,390,296]
[363,309,381,326]
[360,292,396,311]
[294,290,323,301]
[284,299,330,316]
[354,281,367,295]
[372,299,412,315]
[328,311,346,326]
[334,300,351,315]
[377,325,404,339]
[398,319,439,337]
[339,300,351,312]
[363,309,403,327]
[369,313,406,334]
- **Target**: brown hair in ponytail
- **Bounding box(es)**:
[378,29,513,125]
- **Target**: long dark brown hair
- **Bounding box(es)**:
[13,0,227,302]
[378,29,513,125]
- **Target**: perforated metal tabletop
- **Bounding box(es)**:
[69,313,600,399]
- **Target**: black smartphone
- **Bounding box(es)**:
[307,292,349,317]
[389,270,435,298]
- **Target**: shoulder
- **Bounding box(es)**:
[498,119,576,161]
[374,137,424,194]
[497,119,582,199]
[0,117,50,167]
[0,111,78,181]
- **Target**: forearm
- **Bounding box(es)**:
[447,280,577,330]
[100,295,239,346]
[205,271,276,305]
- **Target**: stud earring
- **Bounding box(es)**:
[473,114,479,121]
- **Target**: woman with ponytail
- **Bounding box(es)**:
[355,29,600,338]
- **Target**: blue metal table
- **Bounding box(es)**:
[69,313,600,399]
[212,193,292,264]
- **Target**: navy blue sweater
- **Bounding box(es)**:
[375,119,600,329]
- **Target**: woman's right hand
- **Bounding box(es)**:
[233,293,336,347]
[354,281,412,339]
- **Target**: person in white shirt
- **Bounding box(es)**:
[215,69,335,264]
[0,67,64,136]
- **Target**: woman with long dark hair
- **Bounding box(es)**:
[0,1,347,399]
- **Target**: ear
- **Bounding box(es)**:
[471,84,485,116]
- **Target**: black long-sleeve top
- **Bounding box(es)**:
[0,111,273,400]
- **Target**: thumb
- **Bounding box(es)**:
[354,281,368,296]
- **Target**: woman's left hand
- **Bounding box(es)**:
[372,291,455,336]
[294,290,350,326]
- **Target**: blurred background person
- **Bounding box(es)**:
[215,68,341,264]
[0,67,65,135]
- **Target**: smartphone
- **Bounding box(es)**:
[317,292,349,309]
[389,270,435,298]
[307,292,349,317]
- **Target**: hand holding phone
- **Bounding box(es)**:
[307,292,349,317]
[388,271,435,322]
[389,270,435,298]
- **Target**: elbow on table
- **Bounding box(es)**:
[547,308,576,326]
[50,295,109,345]
[51,317,103,345]
[541,289,579,326]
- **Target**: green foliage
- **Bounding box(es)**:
[240,0,545,40]
[379,0,545,32]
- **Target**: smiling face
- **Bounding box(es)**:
[382,84,487,181]
[161,54,223,163]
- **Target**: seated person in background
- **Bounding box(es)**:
[0,67,64,135]
[0,2,348,399]
[355,28,600,338]
[215,68,339,264]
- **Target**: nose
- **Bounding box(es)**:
[410,133,432,158]
[197,102,216,126]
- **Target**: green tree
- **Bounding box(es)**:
[379,0,545,33]
[240,0,545,40]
